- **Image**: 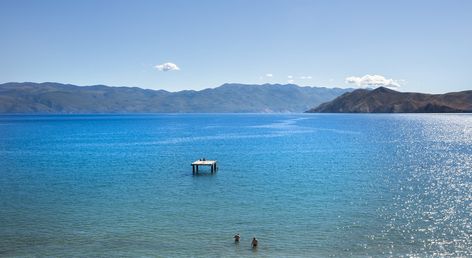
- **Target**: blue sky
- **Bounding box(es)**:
[1,0,471,93]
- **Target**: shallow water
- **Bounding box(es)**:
[0,114,471,257]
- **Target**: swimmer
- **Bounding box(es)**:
[251,237,258,248]
[233,233,240,242]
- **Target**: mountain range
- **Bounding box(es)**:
[0,82,352,113]
[307,87,472,113]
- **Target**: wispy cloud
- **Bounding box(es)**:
[155,62,180,72]
[287,75,294,83]
[260,74,313,84]
[345,74,400,88]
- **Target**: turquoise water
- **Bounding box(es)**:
[0,114,471,257]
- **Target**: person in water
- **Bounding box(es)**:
[251,237,258,248]
[233,233,240,242]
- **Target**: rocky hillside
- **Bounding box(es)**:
[306,87,472,113]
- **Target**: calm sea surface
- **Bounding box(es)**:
[0,114,471,257]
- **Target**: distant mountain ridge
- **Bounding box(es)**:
[306,87,472,113]
[0,82,352,113]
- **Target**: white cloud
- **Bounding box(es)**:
[300,76,312,80]
[265,73,273,77]
[287,75,293,79]
[287,79,295,84]
[155,62,180,72]
[345,74,400,88]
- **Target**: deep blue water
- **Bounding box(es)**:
[0,114,471,257]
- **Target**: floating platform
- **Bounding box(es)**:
[192,160,218,173]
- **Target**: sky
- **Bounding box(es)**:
[1,0,471,93]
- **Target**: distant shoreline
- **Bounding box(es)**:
[0,82,351,113]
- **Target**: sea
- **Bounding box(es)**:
[0,114,471,257]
